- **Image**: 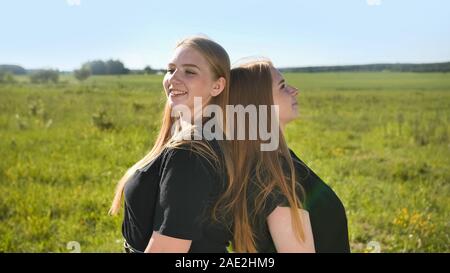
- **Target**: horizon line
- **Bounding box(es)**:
[1,60,450,72]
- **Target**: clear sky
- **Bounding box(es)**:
[1,0,449,70]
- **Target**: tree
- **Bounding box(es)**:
[74,67,91,81]
[30,69,59,83]
[82,59,128,75]
[144,65,154,74]
[86,60,107,75]
[106,59,126,74]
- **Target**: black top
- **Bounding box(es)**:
[254,149,351,253]
[122,140,232,253]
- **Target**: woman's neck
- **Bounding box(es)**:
[280,121,286,134]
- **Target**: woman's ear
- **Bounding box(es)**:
[211,77,226,97]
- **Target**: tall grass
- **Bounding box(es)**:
[1,73,449,252]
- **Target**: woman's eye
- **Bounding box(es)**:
[185,70,196,75]
[166,68,175,74]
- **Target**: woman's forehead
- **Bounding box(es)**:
[169,46,208,68]
[270,67,284,83]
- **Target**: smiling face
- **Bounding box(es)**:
[163,45,225,111]
[270,67,299,126]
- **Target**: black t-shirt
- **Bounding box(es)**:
[254,149,351,253]
[122,140,232,253]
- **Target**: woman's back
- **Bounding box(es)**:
[250,149,350,253]
[122,139,232,253]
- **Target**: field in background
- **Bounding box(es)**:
[0,72,449,252]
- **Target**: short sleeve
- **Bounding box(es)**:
[264,189,290,218]
[153,148,215,240]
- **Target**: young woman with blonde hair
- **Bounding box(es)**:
[110,36,233,253]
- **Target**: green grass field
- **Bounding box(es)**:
[1,72,449,252]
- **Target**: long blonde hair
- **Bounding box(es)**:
[110,36,231,215]
[213,60,306,252]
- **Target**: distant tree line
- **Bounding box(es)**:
[1,61,449,83]
[279,62,450,73]
[81,59,129,75]
[0,60,166,84]
[0,65,26,75]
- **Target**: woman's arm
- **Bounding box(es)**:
[267,206,316,253]
[147,148,216,253]
[144,231,192,253]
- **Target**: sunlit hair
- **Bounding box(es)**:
[212,59,306,252]
[110,36,231,215]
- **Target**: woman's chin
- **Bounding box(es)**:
[168,96,190,109]
[170,103,190,114]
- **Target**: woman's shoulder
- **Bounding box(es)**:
[164,138,221,162]
[288,148,346,209]
[136,144,206,176]
[159,139,223,177]
[289,148,329,187]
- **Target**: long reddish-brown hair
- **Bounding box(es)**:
[213,60,306,252]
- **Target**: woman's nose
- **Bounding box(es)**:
[288,85,299,96]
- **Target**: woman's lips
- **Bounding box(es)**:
[169,89,188,97]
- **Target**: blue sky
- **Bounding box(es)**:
[1,0,449,70]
